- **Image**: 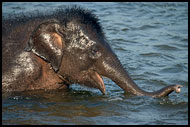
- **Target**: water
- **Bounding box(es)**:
[2,2,188,125]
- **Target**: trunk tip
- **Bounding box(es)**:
[174,84,183,93]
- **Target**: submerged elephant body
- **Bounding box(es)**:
[2,7,182,97]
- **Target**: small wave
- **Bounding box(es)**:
[153,44,178,51]
[121,27,129,32]
[11,6,25,10]
[133,24,158,31]
[139,52,161,57]
[158,97,188,105]
[159,65,183,74]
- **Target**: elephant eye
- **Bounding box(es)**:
[92,47,98,54]
[90,46,101,59]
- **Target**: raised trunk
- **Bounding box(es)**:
[98,53,182,98]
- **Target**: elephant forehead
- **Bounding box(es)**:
[67,28,96,50]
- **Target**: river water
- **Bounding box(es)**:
[2,2,188,125]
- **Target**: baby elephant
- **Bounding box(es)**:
[2,7,182,97]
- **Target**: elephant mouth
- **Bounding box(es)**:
[89,71,106,94]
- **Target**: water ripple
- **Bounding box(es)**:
[153,44,178,51]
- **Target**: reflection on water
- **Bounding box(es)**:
[2,2,188,125]
[2,88,188,125]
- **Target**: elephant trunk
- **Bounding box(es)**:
[98,53,182,98]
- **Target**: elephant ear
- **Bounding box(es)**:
[25,20,65,72]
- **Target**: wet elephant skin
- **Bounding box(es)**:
[2,7,183,97]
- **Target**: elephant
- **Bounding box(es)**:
[2,6,183,97]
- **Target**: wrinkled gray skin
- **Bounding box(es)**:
[2,7,182,97]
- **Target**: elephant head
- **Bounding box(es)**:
[25,7,182,97]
